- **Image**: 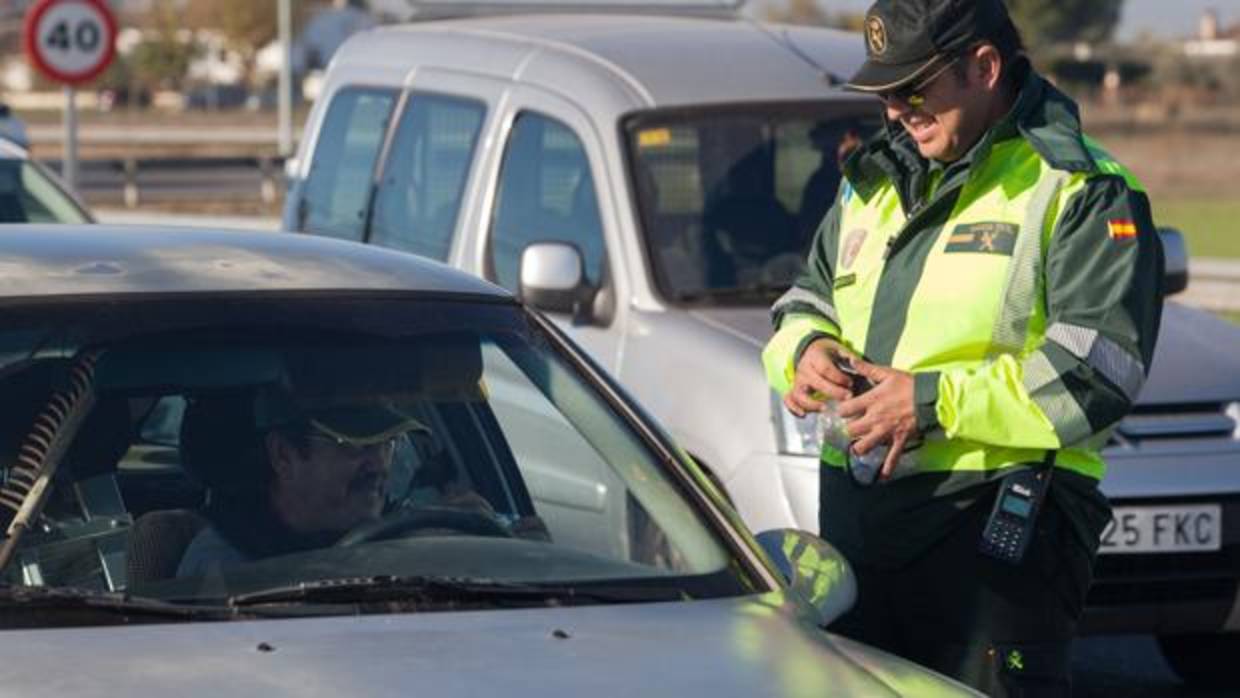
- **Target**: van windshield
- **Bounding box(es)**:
[624,104,876,304]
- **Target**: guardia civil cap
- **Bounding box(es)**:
[845,0,1012,93]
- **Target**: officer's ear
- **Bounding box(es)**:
[971,43,1004,93]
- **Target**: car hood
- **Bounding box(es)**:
[1139,302,1240,405]
[687,306,774,350]
[2,593,973,697]
[687,302,1240,405]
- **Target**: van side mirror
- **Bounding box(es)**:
[1158,227,1188,296]
[755,528,857,627]
[519,242,607,325]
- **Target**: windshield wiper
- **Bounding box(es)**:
[228,575,688,608]
[0,584,250,620]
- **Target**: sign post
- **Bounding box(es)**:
[23,0,118,193]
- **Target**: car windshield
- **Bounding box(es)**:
[0,296,751,624]
[625,103,877,304]
[0,158,90,224]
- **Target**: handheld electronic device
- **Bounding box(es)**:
[979,458,1053,564]
[831,353,873,395]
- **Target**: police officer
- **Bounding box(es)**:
[762,0,1164,694]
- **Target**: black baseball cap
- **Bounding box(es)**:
[845,0,1012,93]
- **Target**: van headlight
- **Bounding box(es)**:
[1227,401,1240,439]
[773,390,822,456]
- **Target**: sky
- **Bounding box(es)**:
[812,0,1235,41]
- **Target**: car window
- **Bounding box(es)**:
[626,106,876,301]
[0,297,748,619]
[369,93,486,261]
[0,160,89,224]
[299,87,397,240]
[488,112,605,294]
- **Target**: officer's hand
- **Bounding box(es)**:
[838,360,917,481]
[784,338,857,417]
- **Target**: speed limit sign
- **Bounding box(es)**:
[23,0,117,85]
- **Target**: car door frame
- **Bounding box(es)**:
[469,84,630,372]
[377,66,512,264]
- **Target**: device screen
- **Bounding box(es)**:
[1001,494,1033,518]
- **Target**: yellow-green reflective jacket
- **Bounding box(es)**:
[763,68,1164,486]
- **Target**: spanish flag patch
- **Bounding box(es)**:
[1108,219,1137,241]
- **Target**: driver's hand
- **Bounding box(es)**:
[437,486,496,515]
[511,515,552,542]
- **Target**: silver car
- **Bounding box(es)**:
[0,226,976,696]
[282,9,1240,686]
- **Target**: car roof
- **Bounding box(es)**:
[0,225,510,300]
[339,14,866,110]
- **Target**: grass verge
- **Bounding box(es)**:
[1150,197,1240,259]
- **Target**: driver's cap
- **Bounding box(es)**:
[255,387,429,446]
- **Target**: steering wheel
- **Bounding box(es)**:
[335,505,513,547]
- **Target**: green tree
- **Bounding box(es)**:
[1005,0,1124,46]
[126,0,201,92]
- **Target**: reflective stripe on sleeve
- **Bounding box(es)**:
[1045,322,1146,401]
[1028,381,1093,447]
[772,287,840,326]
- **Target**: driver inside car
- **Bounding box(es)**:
[176,387,544,577]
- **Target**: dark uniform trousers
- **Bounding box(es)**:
[830,486,1095,697]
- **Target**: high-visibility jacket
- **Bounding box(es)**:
[763,67,1164,496]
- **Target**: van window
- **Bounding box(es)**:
[488,112,604,294]
[626,107,875,302]
[299,88,397,240]
[370,94,486,261]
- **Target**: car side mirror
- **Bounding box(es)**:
[519,242,604,325]
[1158,227,1188,296]
[755,528,857,627]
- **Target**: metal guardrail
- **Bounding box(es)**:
[1179,259,1240,313]
[42,156,1240,313]
[42,155,286,209]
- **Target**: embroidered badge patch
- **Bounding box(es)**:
[944,222,1018,255]
[841,229,867,269]
[1108,219,1137,241]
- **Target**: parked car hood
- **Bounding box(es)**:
[1139,302,1240,405]
[1,593,972,696]
[689,302,1240,405]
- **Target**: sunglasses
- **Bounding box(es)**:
[875,56,961,108]
[303,425,399,456]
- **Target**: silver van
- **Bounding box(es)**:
[284,8,1240,685]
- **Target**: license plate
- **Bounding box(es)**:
[1099,504,1222,554]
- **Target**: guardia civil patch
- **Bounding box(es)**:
[944,222,1018,255]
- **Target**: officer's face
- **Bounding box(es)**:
[883,45,1005,163]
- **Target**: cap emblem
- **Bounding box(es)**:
[866,16,888,56]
